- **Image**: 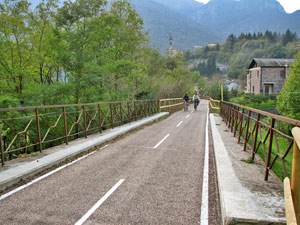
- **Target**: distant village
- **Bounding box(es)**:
[167,34,294,97]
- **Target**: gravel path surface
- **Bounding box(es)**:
[0,101,221,224]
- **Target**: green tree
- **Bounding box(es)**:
[30,0,60,85]
[0,0,32,100]
[277,53,300,120]
[55,0,107,104]
[282,29,297,46]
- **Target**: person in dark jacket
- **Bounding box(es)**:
[183,93,189,111]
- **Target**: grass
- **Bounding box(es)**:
[241,157,254,164]
[231,98,277,111]
[237,119,293,181]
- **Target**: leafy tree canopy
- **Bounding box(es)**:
[0,0,196,108]
[277,52,300,120]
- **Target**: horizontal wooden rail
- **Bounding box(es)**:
[159,98,183,113]
[0,99,158,113]
[160,102,183,109]
[209,98,220,113]
[289,127,300,224]
[159,98,182,101]
[284,177,297,225]
[222,101,300,127]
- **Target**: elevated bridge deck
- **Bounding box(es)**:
[0,100,285,224]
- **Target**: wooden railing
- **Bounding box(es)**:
[220,101,300,181]
[0,100,161,166]
[284,127,300,225]
[210,98,300,224]
[209,98,220,113]
[159,98,184,113]
[0,98,185,166]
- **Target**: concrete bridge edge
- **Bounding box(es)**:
[209,113,286,225]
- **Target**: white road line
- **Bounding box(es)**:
[75,179,125,225]
[186,114,190,118]
[200,105,209,225]
[153,134,170,149]
[0,145,109,201]
[176,121,183,127]
[100,144,109,150]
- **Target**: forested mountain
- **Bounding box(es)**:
[153,0,300,39]
[128,0,220,52]
[151,0,203,16]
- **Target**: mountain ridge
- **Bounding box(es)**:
[156,0,300,39]
[6,0,300,52]
[129,0,220,52]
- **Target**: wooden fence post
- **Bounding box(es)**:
[83,105,87,138]
[120,102,123,125]
[127,102,131,122]
[243,110,251,151]
[134,101,137,121]
[264,118,275,181]
[35,108,42,152]
[234,106,239,136]
[110,103,114,129]
[98,104,102,133]
[251,113,260,160]
[291,127,300,223]
[158,100,162,113]
[238,108,245,143]
[0,123,4,166]
[63,107,69,145]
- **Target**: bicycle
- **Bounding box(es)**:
[194,99,199,111]
[183,101,188,111]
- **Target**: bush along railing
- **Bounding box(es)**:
[220,101,300,181]
[0,100,160,166]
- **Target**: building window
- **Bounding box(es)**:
[252,86,254,93]
[257,71,259,78]
[280,70,285,78]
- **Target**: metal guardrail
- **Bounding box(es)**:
[220,101,300,181]
[0,100,160,166]
[210,98,300,224]
[0,98,184,166]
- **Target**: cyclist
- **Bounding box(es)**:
[183,93,189,111]
[192,91,200,111]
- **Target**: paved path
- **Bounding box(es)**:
[0,102,220,224]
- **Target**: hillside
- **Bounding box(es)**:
[21,0,222,53]
[12,0,300,53]
[155,0,300,39]
[185,31,299,84]
[129,0,220,53]
[152,0,203,16]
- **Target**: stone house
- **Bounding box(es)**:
[247,58,294,95]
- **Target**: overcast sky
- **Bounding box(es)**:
[195,0,300,13]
